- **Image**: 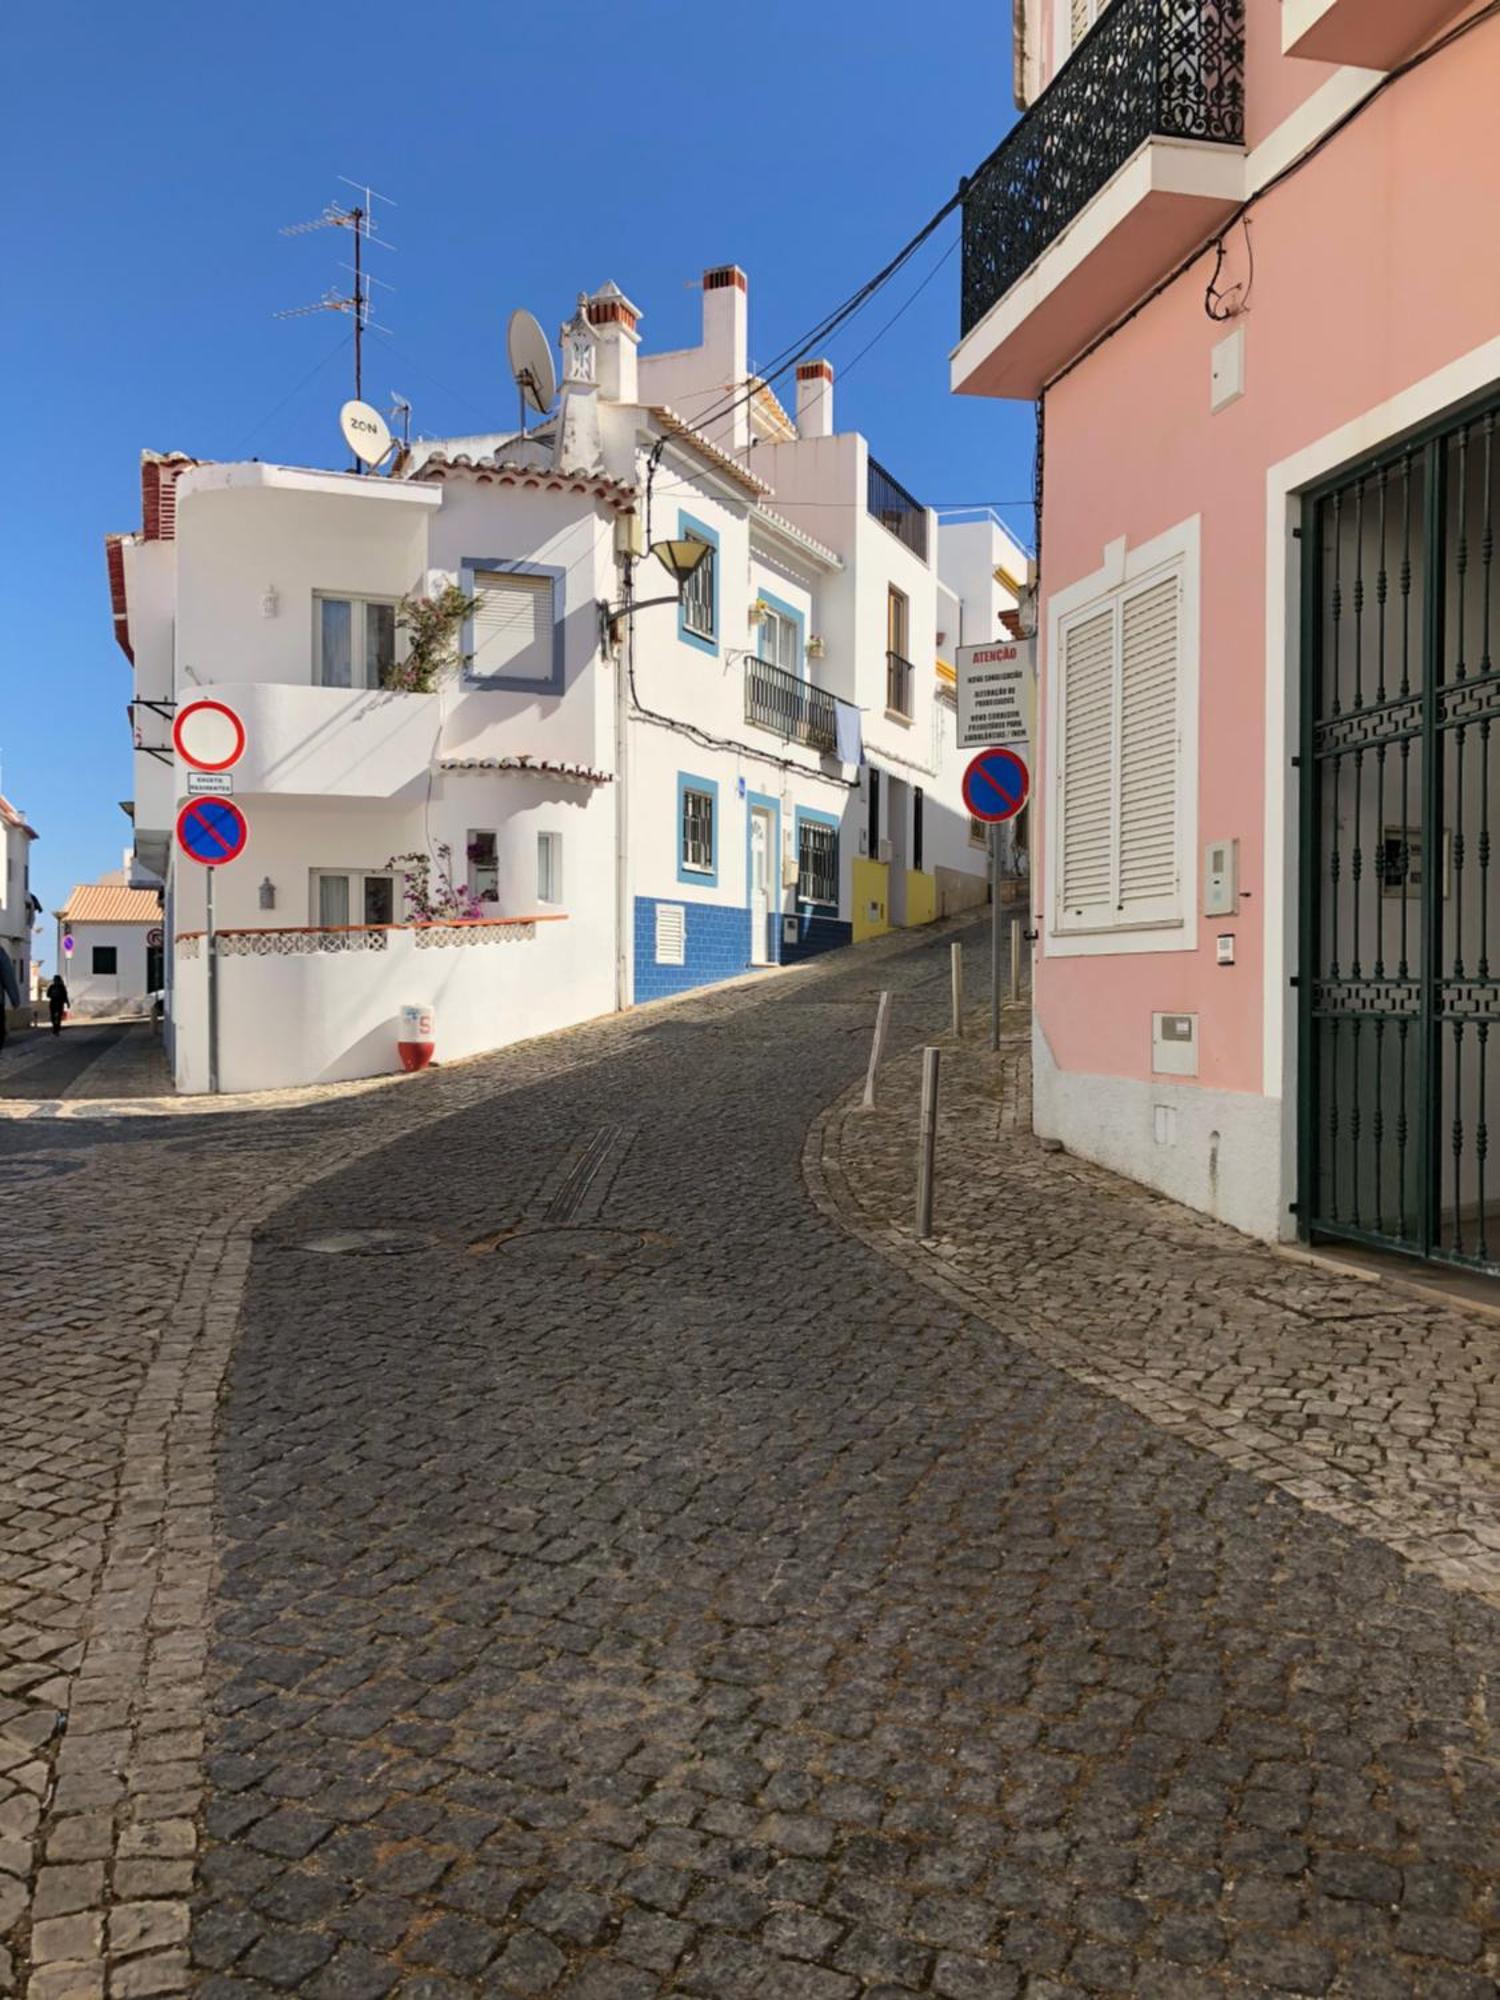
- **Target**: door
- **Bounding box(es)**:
[749,807,773,965]
[1300,401,1500,1273]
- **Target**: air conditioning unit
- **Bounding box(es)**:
[876,838,893,863]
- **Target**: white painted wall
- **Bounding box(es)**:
[58,922,154,1016]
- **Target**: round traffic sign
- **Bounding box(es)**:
[176,796,248,867]
[962,746,1030,824]
[62,933,74,956]
[173,699,245,773]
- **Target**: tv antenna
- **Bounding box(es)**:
[276,180,397,404]
[388,391,412,449]
[507,309,557,436]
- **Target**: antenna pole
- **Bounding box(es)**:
[352,207,364,403]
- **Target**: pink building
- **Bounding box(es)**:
[953,0,1500,1275]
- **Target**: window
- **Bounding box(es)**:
[681,787,714,874]
[797,818,838,907]
[970,816,989,847]
[315,595,399,688]
[311,870,395,928]
[681,533,716,642]
[1056,568,1183,934]
[470,569,554,684]
[759,603,801,677]
[886,588,912,717]
[467,830,498,905]
[913,787,924,873]
[1066,0,1114,57]
[91,945,118,975]
[868,767,881,853]
[537,832,562,905]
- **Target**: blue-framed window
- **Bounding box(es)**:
[677,772,719,886]
[677,512,720,656]
[756,588,805,679]
[795,806,839,908]
[461,558,566,692]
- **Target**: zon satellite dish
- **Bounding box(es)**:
[508,308,557,423]
[340,399,393,466]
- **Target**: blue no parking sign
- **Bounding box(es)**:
[962,746,1030,824]
[176,796,248,867]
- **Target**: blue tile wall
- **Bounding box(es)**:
[634,896,754,1003]
[779,911,853,965]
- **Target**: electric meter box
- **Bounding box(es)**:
[1204,838,1239,917]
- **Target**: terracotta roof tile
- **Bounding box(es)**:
[56,884,162,925]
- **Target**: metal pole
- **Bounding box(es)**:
[1010,918,1022,1006]
[206,864,219,1096]
[950,941,963,1039]
[863,989,892,1110]
[915,1045,941,1239]
[990,822,1001,1051]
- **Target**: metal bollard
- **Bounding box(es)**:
[1009,919,1021,1006]
[915,1045,941,1239]
[950,941,964,1039]
[862,989,893,1110]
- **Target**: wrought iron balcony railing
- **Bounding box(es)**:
[959,0,1245,336]
[744,654,838,752]
[886,651,914,718]
[867,457,929,562]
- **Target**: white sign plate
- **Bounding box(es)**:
[186,770,234,796]
[956,636,1035,751]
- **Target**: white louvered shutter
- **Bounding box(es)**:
[1117,574,1181,923]
[655,903,686,966]
[471,571,552,682]
[1070,0,1092,49]
[1058,607,1116,928]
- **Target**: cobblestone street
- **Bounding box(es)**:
[3,921,1500,1999]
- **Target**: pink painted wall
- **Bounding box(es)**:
[1033,26,1500,1094]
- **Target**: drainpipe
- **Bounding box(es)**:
[614,555,632,1013]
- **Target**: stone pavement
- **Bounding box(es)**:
[4,921,1500,1998]
[811,1006,1500,1611]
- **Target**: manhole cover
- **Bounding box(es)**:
[291,1227,435,1257]
[469,1225,669,1269]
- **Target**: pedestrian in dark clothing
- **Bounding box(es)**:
[0,946,18,1054]
[47,973,68,1036]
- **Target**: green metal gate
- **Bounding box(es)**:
[1300,399,1500,1273]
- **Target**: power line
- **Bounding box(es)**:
[229,333,353,456]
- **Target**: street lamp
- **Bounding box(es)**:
[603,536,713,622]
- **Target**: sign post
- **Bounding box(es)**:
[174,712,249,1094]
[962,747,1031,1053]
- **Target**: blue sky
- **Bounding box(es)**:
[0,1,1031,952]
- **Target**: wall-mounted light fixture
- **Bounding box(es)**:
[258,877,277,911]
[261,585,279,619]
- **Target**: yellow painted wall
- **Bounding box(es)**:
[905,870,937,928]
[852,858,890,942]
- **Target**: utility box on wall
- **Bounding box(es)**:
[1152,1012,1199,1078]
[1204,838,1239,917]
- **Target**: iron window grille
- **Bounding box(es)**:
[867,457,929,561]
[745,655,838,752]
[680,534,716,641]
[959,0,1245,336]
[681,788,715,873]
[886,651,915,718]
[798,821,839,906]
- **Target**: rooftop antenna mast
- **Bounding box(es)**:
[276,179,397,404]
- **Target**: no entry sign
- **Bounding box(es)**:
[176,796,248,867]
[962,746,1030,824]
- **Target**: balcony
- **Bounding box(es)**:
[953,0,1245,399]
[867,458,929,562]
[202,681,439,801]
[885,651,914,719]
[1282,0,1467,67]
[744,655,838,753]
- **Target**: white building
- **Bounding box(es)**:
[0,794,40,1001]
[54,871,163,1016]
[105,268,1026,1093]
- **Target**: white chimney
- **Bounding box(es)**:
[796,359,834,439]
[585,281,641,404]
[702,265,749,451]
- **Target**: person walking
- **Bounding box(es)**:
[46,971,68,1037]
[0,945,19,1054]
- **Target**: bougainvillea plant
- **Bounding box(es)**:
[383,583,480,693]
[385,844,487,921]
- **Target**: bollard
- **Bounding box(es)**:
[1009,919,1021,1006]
[915,1045,941,1239]
[862,989,892,1110]
[950,941,964,1039]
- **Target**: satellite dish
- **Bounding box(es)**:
[340,399,393,466]
[508,309,557,418]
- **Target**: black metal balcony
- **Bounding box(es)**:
[959,0,1245,337]
[885,651,914,718]
[867,457,929,562]
[744,655,838,753]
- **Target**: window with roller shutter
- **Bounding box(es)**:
[1055,567,1183,935]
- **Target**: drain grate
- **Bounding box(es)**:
[468,1223,672,1270]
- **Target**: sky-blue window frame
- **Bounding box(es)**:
[794,803,840,911]
[755,588,805,679]
[677,770,720,888]
[677,511,720,658]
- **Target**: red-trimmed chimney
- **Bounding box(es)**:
[796,359,834,440]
